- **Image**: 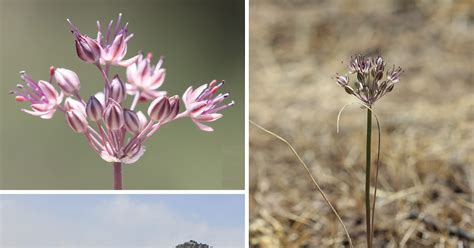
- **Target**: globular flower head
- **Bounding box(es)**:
[335,55,403,106]
[11,71,63,119]
[11,13,235,171]
[126,53,167,101]
[54,68,81,95]
[182,80,234,132]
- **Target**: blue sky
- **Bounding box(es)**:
[0,194,244,247]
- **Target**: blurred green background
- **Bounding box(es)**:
[0,0,244,189]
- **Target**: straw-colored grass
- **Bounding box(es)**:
[249,0,473,247]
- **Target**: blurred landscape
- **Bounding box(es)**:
[250,0,473,247]
[0,195,245,247]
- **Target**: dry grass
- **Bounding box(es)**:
[249,0,473,247]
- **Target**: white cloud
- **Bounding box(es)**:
[0,196,243,248]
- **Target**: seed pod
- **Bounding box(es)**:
[103,99,124,130]
[86,96,104,122]
[147,96,170,122]
[54,68,81,95]
[124,109,140,133]
[66,110,88,133]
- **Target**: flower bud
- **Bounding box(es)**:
[166,95,180,122]
[387,66,402,83]
[103,99,124,130]
[335,75,349,87]
[147,96,170,122]
[86,96,104,121]
[66,110,88,133]
[137,111,147,131]
[54,68,80,95]
[123,109,140,133]
[109,75,126,103]
[74,35,101,64]
[64,97,86,118]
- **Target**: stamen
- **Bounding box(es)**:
[155,56,164,69]
[114,13,123,37]
[209,101,234,113]
[209,80,217,88]
[15,96,26,102]
[210,81,224,94]
[211,93,229,104]
[105,20,114,44]
[66,19,79,33]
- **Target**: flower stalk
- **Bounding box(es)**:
[365,108,372,248]
[113,162,122,190]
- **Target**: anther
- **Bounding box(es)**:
[49,66,55,77]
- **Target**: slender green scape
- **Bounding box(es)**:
[365,108,372,248]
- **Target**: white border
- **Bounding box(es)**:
[244,0,250,246]
[0,190,245,195]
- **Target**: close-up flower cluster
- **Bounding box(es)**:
[10,14,234,189]
[335,55,403,107]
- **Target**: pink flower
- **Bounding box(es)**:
[68,14,139,67]
[11,71,63,119]
[126,53,167,101]
[95,13,139,66]
[10,13,236,189]
[182,80,234,132]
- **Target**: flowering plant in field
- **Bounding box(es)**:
[335,55,402,248]
[10,14,234,189]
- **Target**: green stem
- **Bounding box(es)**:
[365,108,372,248]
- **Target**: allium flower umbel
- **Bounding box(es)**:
[11,14,234,189]
[335,55,402,107]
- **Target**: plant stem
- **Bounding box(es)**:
[113,162,123,190]
[365,108,372,248]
